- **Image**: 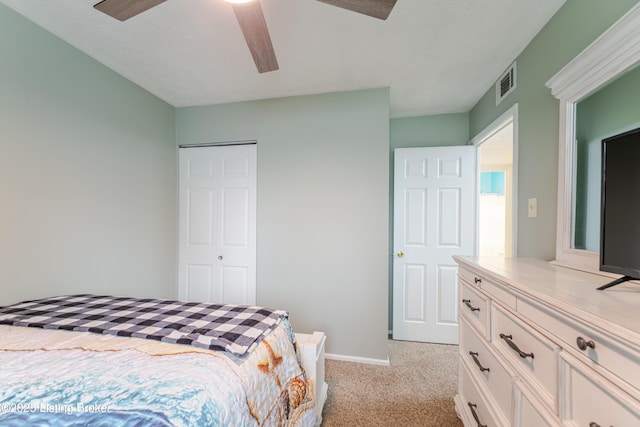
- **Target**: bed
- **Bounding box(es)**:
[0,294,327,427]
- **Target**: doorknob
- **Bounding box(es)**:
[218,255,223,260]
[397,251,405,258]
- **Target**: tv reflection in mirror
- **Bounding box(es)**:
[599,126,640,290]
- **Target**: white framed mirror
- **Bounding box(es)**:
[546,3,640,273]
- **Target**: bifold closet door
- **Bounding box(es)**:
[178,144,256,305]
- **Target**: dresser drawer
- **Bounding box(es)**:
[560,352,640,427]
[518,294,640,393]
[459,361,505,427]
[514,380,560,427]
[491,303,560,413]
[459,267,517,310]
[460,317,512,423]
[460,280,490,339]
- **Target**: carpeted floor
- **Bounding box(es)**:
[320,339,463,427]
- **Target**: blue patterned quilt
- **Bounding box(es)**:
[0,321,317,427]
[1,348,254,426]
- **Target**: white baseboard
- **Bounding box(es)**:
[325,352,390,366]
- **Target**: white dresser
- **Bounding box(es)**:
[453,256,640,427]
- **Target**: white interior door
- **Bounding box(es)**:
[393,146,475,344]
[178,144,257,305]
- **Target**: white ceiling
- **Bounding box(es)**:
[479,122,513,167]
[1,0,565,118]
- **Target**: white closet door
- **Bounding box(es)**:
[178,144,256,305]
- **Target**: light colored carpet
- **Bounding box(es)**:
[320,339,463,427]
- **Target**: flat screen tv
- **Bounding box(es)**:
[599,126,640,290]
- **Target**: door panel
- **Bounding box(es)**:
[404,263,426,321]
[405,189,427,245]
[222,188,249,246]
[438,188,461,247]
[188,158,214,178]
[393,146,475,344]
[179,144,256,305]
[221,266,248,304]
[437,265,459,325]
[185,264,213,302]
[188,190,213,245]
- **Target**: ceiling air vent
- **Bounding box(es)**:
[496,62,516,105]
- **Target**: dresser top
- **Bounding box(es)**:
[454,256,640,345]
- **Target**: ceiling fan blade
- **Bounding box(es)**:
[232,1,279,73]
[317,0,397,20]
[94,0,167,21]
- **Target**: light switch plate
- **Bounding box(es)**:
[528,198,538,218]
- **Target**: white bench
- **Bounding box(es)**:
[296,331,328,426]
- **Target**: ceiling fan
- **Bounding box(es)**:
[92,0,397,73]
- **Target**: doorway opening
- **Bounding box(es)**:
[472,105,518,257]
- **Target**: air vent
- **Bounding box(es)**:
[496,62,516,105]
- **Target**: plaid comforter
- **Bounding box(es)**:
[0,294,287,357]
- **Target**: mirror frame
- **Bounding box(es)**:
[546,3,640,273]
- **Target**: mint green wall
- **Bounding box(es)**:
[0,4,177,305]
[388,113,469,329]
[468,0,639,260]
[574,66,640,251]
[390,113,469,149]
[176,89,390,360]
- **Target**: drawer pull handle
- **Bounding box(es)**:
[474,277,482,284]
[499,333,534,359]
[463,299,480,312]
[577,336,596,351]
[588,423,613,427]
[467,402,487,427]
[469,351,490,373]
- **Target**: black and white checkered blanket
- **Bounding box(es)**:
[0,294,288,357]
